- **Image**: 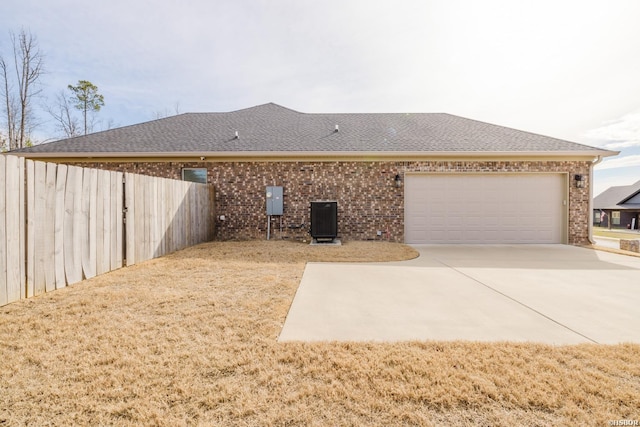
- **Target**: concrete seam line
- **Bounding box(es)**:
[435,258,599,344]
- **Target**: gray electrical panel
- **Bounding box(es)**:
[266,186,283,215]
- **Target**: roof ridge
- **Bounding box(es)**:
[617,180,640,203]
[228,102,302,114]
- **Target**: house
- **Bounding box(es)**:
[13,103,617,244]
[593,180,640,230]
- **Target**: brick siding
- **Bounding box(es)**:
[70,160,592,245]
[620,240,640,253]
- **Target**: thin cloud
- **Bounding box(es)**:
[585,112,640,150]
[595,154,640,170]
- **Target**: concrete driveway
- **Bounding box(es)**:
[278,245,640,344]
[593,236,621,250]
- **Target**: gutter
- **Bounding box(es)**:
[7,149,618,161]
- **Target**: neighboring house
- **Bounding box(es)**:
[593,180,640,230]
[12,103,617,245]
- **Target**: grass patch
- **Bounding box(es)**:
[593,228,640,240]
[1,240,639,426]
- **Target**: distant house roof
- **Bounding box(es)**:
[13,103,616,159]
[594,180,640,210]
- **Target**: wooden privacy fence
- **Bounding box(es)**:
[1,155,214,307]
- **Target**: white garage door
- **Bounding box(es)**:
[405,174,566,244]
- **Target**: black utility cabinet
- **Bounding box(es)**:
[310,201,338,241]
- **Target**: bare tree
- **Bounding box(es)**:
[0,29,44,150]
[46,90,80,138]
[154,101,181,119]
[102,117,117,131]
[0,129,7,152]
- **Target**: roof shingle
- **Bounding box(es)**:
[593,180,640,209]
[14,103,613,156]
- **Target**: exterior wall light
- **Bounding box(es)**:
[394,174,402,188]
[574,174,585,188]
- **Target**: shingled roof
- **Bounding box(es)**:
[14,103,614,158]
[593,180,640,210]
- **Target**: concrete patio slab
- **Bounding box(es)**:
[278,245,640,344]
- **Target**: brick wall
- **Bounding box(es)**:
[70,159,592,244]
[620,240,640,253]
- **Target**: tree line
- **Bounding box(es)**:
[1,29,105,151]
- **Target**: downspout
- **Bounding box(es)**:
[588,156,604,244]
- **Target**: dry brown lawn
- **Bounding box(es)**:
[1,240,639,426]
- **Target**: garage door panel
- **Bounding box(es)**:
[405,174,565,244]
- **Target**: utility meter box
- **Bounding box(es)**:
[266,186,283,215]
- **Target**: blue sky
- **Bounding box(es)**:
[2,0,639,196]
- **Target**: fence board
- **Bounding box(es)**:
[55,164,67,289]
[132,174,140,263]
[155,178,162,257]
[185,184,192,247]
[0,156,6,306]
[167,180,176,253]
[80,166,90,280]
[5,155,23,303]
[146,177,153,258]
[26,160,35,298]
[196,186,203,243]
[131,175,138,263]
[44,163,57,292]
[133,175,142,263]
[63,165,75,284]
[170,181,178,253]
[167,179,175,252]
[193,185,200,244]
[64,166,83,285]
[82,168,97,279]
[89,169,98,275]
[72,167,84,283]
[114,172,123,269]
[101,170,111,274]
[165,180,172,253]
[149,176,157,258]
[18,157,25,299]
[142,175,150,262]
[33,161,47,296]
[176,182,185,251]
[110,172,118,269]
[95,170,105,275]
[125,173,135,266]
[155,178,161,256]
[155,177,162,257]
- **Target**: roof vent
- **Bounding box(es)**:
[234,130,239,139]
[334,124,339,132]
